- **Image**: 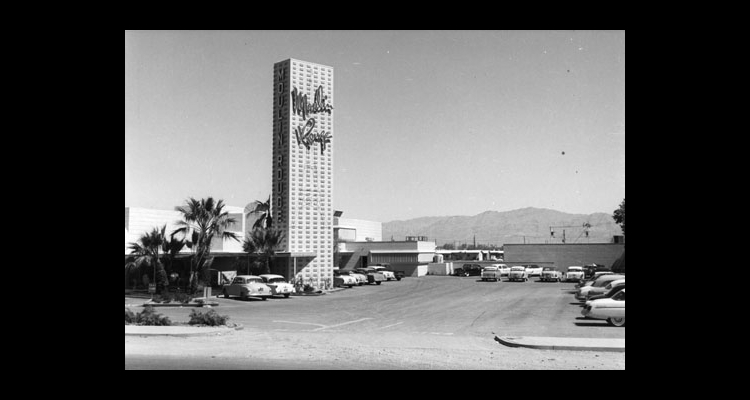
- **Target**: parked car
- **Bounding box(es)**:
[565,266,585,282]
[337,270,367,286]
[369,266,396,281]
[581,289,625,327]
[259,274,294,298]
[222,275,272,300]
[524,264,543,277]
[583,264,611,279]
[370,263,403,281]
[508,266,529,282]
[585,278,624,300]
[481,265,503,282]
[576,271,614,288]
[539,266,563,282]
[334,274,357,288]
[462,264,483,277]
[575,274,625,301]
[355,267,385,285]
[586,282,626,303]
[489,263,509,276]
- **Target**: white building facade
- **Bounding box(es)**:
[272,58,335,287]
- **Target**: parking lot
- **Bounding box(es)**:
[128,276,624,339]
[126,275,625,369]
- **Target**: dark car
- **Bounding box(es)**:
[457,264,482,277]
[354,267,385,285]
[583,264,611,279]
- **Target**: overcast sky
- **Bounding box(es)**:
[125,30,625,222]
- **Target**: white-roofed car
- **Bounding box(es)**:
[481,265,503,282]
[539,266,563,282]
[333,270,357,288]
[581,288,625,327]
[259,274,294,298]
[564,266,584,282]
[337,270,367,286]
[575,274,625,301]
[524,265,543,277]
[508,266,529,282]
[369,266,397,281]
[222,275,272,300]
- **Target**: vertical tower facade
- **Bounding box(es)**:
[272,58,334,287]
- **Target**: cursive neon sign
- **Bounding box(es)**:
[293,118,331,154]
[291,85,333,120]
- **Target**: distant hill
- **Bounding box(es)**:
[382,207,622,246]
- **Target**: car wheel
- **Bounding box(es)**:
[607,317,625,327]
[376,281,382,285]
[262,297,267,301]
[223,289,229,298]
[284,294,290,298]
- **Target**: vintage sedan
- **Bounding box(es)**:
[585,278,624,301]
[565,266,585,282]
[524,264,543,277]
[575,274,625,301]
[539,266,563,282]
[582,289,625,327]
[222,275,272,300]
[370,266,397,281]
[337,270,367,286]
[334,273,357,288]
[355,267,385,285]
[507,266,529,282]
[259,274,294,298]
[481,265,503,282]
[586,282,625,303]
[492,263,510,277]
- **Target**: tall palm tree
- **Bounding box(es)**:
[172,197,240,292]
[243,227,285,276]
[246,196,272,230]
[127,225,167,292]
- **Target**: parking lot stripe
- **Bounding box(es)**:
[273,320,327,329]
[313,318,373,331]
[374,322,404,330]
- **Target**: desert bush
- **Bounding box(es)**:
[135,306,172,326]
[188,309,229,326]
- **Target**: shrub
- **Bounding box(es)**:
[303,284,315,292]
[125,308,136,324]
[188,309,229,326]
[174,292,192,304]
[136,306,172,326]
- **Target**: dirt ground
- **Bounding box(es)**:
[125,327,625,370]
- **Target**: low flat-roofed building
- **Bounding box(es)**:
[337,240,436,277]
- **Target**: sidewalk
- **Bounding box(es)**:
[495,336,625,353]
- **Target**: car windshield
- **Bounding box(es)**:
[543,267,555,271]
[484,267,497,270]
[612,290,625,301]
[267,278,286,283]
[246,278,264,284]
[511,267,525,271]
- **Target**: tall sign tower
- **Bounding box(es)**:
[272,58,334,287]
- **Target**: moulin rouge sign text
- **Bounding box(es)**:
[292,85,333,154]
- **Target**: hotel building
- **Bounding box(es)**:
[272,58,335,287]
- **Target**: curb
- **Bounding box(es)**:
[494,336,625,353]
[125,323,244,337]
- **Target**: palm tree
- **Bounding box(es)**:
[243,227,285,276]
[172,197,240,292]
[161,233,186,288]
[127,225,167,293]
[246,196,272,230]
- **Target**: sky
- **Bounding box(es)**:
[125,30,625,223]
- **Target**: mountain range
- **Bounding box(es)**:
[382,207,622,246]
